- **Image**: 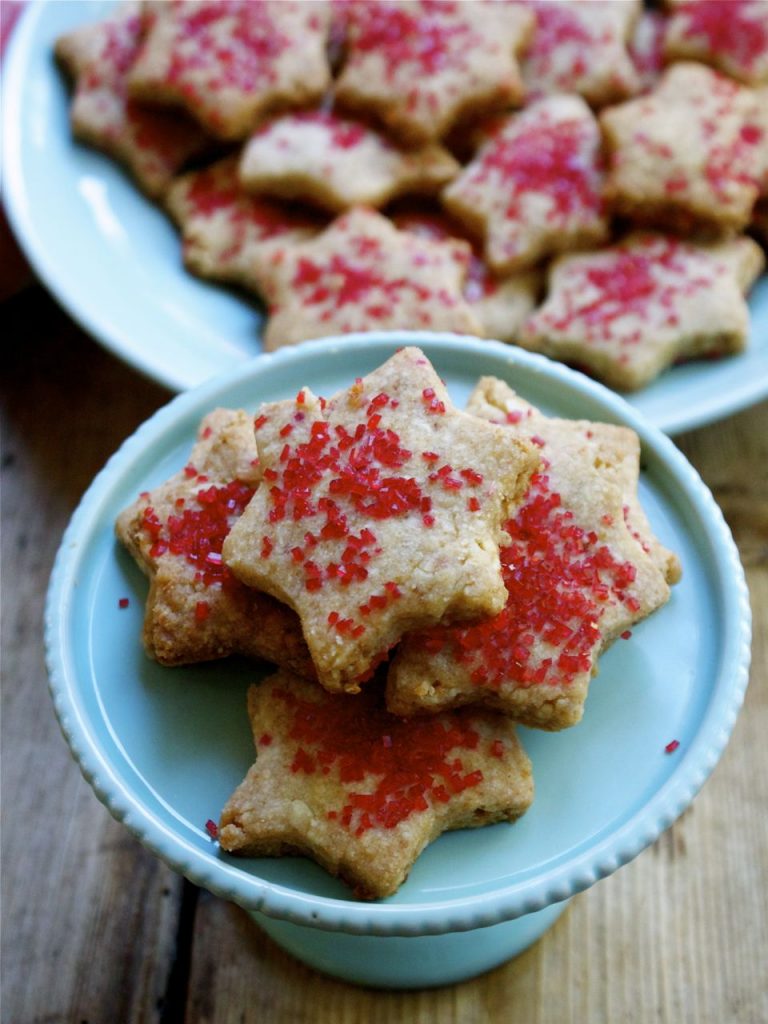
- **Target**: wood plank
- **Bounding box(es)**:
[1,295,183,1024]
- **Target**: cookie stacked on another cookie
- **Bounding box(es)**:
[117,349,681,897]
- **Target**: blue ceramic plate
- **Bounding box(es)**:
[3,0,768,432]
[45,333,751,938]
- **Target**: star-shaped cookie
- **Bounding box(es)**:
[55,2,209,199]
[218,670,534,899]
[334,0,534,144]
[251,207,484,351]
[222,348,539,693]
[663,0,768,87]
[600,62,767,234]
[441,94,609,274]
[127,0,332,140]
[522,0,642,106]
[391,205,540,343]
[116,407,312,676]
[386,377,678,729]
[238,110,460,213]
[165,156,324,294]
[516,232,765,391]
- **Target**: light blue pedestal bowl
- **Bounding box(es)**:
[45,334,751,989]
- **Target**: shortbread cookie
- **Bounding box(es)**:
[334,0,534,144]
[628,9,666,93]
[600,62,767,234]
[522,0,642,106]
[165,156,322,293]
[55,3,209,198]
[116,408,312,674]
[392,207,540,343]
[664,0,768,87]
[387,378,676,728]
[466,378,682,587]
[238,110,460,213]
[127,1,332,140]
[442,94,609,274]
[252,207,484,350]
[218,671,534,899]
[222,348,539,693]
[516,232,765,391]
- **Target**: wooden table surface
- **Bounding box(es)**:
[2,283,767,1024]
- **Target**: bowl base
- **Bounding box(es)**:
[251,899,570,989]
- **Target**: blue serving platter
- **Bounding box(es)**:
[45,334,751,987]
[3,0,768,432]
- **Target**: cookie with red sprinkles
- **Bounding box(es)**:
[165,155,324,294]
[334,0,534,145]
[600,62,768,235]
[251,207,484,351]
[663,0,768,88]
[441,94,609,274]
[218,671,534,899]
[55,2,209,199]
[116,407,312,675]
[391,205,541,344]
[521,0,642,107]
[238,110,460,213]
[516,231,765,391]
[126,0,332,140]
[386,377,677,729]
[221,347,539,694]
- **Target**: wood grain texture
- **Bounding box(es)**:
[1,289,766,1023]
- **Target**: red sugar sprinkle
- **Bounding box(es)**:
[205,819,219,840]
[414,471,642,690]
[141,479,255,589]
[621,629,632,640]
[276,685,484,834]
[259,733,273,746]
[118,597,130,609]
[194,600,210,622]
[665,739,680,754]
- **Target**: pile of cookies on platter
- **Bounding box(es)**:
[56,0,768,392]
[117,347,682,898]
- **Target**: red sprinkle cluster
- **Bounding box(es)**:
[541,237,718,343]
[275,685,491,835]
[140,474,255,590]
[349,0,480,78]
[164,1,290,100]
[676,0,768,76]
[470,112,604,226]
[416,465,641,690]
[524,1,606,87]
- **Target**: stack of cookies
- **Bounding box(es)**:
[56,1,768,393]
[117,347,681,898]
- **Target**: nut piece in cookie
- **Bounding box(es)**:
[663,0,768,88]
[600,63,767,235]
[218,671,534,899]
[517,232,765,391]
[522,0,642,106]
[238,110,460,213]
[334,0,534,145]
[222,347,539,693]
[55,2,209,199]
[392,206,540,343]
[165,155,324,294]
[116,408,312,675]
[251,207,484,351]
[127,0,332,140]
[387,377,678,729]
[442,94,609,274]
